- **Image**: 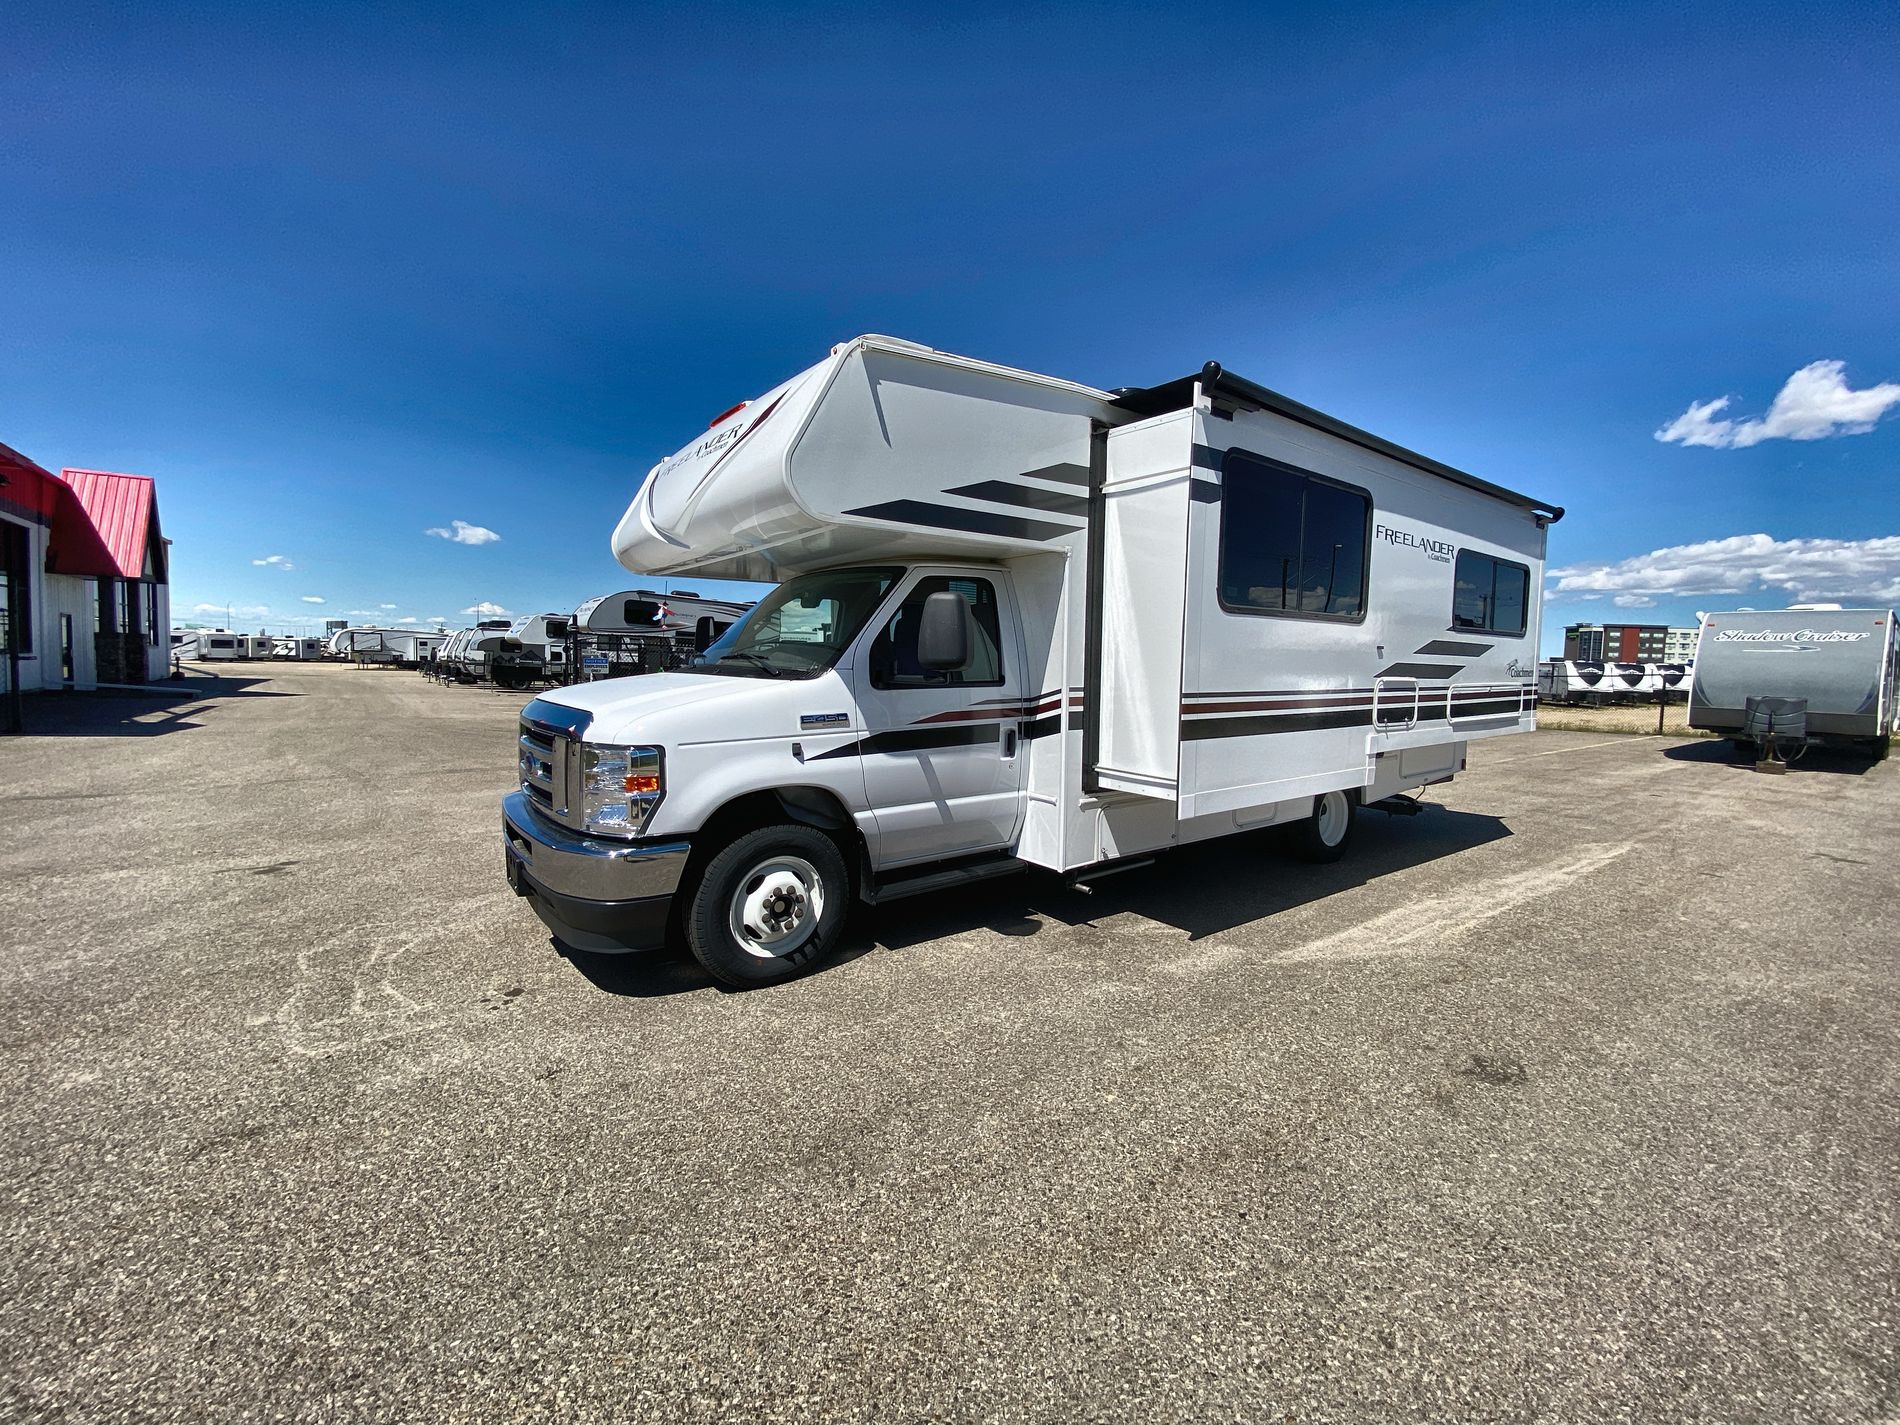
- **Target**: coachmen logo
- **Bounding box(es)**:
[1375,524,1454,564]
[1713,629,1870,644]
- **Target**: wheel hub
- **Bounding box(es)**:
[729,857,825,958]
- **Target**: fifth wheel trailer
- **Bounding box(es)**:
[501,335,1562,987]
[1689,609,1897,754]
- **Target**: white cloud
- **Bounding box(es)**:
[300,595,326,604]
[1612,593,1658,608]
[251,554,295,570]
[191,602,270,619]
[395,616,419,623]
[425,616,446,624]
[379,603,398,609]
[425,520,501,546]
[1550,533,1900,605]
[1656,361,1900,449]
[462,601,509,616]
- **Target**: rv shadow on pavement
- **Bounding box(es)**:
[17,674,298,739]
[1661,738,1886,777]
[557,803,1511,997]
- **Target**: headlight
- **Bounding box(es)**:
[580,743,664,838]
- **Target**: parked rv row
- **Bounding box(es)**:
[423,593,753,691]
[1536,659,1694,704]
[173,631,330,661]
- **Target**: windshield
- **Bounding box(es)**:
[689,566,902,680]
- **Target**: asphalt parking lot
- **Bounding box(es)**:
[3,663,1896,1424]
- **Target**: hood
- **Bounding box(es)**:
[530,670,858,747]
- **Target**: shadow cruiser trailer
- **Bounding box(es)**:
[1688,610,1897,755]
[500,335,1562,987]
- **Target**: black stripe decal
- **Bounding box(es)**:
[806,723,1003,762]
[1183,708,1375,740]
[1190,443,1226,473]
[943,480,1091,516]
[1022,714,1065,740]
[1017,461,1091,487]
[1415,639,1491,658]
[1189,479,1222,504]
[1378,662,1466,680]
[841,499,1078,542]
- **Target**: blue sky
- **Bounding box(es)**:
[3,1,1896,650]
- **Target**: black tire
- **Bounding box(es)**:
[1288,790,1356,863]
[684,824,850,989]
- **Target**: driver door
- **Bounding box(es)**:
[852,570,1027,867]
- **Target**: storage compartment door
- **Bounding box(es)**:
[1092,417,1190,800]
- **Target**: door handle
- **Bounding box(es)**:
[1002,727,1018,758]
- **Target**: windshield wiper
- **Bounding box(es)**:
[718,651,783,678]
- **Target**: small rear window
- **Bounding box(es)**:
[1452,550,1530,636]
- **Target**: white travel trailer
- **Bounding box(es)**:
[270,636,325,660]
[198,632,243,661]
[501,336,1561,987]
[1689,609,1897,756]
[243,635,275,660]
[440,621,513,683]
[489,613,573,689]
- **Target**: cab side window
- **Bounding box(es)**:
[870,576,1005,689]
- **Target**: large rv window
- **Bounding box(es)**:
[1452,551,1530,636]
[622,599,661,626]
[871,576,1005,689]
[1218,453,1370,620]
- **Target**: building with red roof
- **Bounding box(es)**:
[0,441,172,701]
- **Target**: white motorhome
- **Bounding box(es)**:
[502,337,1560,987]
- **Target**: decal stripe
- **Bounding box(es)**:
[841,498,1079,542]
[1183,708,1375,739]
[1378,661,1467,679]
[944,480,1091,517]
[1189,479,1222,504]
[1190,443,1227,472]
[1414,639,1492,658]
[806,723,1002,762]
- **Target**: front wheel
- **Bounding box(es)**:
[684,824,850,988]
[1289,790,1356,863]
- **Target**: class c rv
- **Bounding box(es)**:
[1689,609,1897,757]
[502,336,1563,987]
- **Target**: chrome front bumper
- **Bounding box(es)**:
[502,791,690,952]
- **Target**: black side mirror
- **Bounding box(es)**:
[693,616,717,653]
[916,591,970,671]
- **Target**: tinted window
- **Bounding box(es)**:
[1218,453,1370,619]
[871,576,1006,688]
[1452,551,1531,635]
[623,600,661,626]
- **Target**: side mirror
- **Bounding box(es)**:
[693,616,717,653]
[916,591,971,671]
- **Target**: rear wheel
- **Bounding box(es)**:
[1289,790,1355,863]
[684,824,850,988]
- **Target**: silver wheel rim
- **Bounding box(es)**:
[727,855,825,959]
[1315,792,1349,847]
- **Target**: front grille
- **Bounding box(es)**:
[517,698,593,829]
